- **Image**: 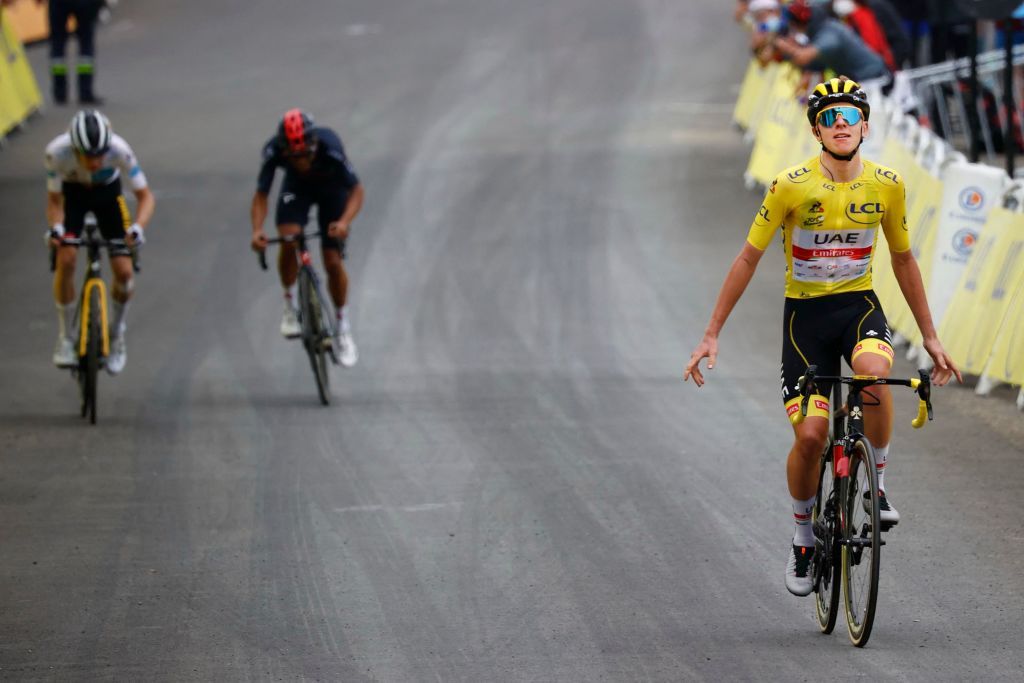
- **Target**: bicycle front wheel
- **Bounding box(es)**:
[299,271,330,406]
[83,285,102,425]
[842,436,881,646]
[813,445,840,634]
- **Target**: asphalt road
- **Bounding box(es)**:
[2,0,1023,680]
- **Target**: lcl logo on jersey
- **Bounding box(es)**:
[787,167,812,183]
[845,202,883,224]
[755,204,771,225]
[958,186,985,211]
[875,168,900,186]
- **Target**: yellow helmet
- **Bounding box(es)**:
[807,77,870,126]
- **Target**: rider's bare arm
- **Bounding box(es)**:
[250,191,270,249]
[340,183,364,226]
[890,249,962,385]
[132,186,156,229]
[684,241,765,386]
[46,191,64,228]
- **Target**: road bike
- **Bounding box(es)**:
[259,231,338,405]
[50,216,139,425]
[793,365,933,647]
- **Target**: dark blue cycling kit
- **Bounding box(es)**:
[256,127,360,254]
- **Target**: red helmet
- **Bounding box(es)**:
[277,108,317,155]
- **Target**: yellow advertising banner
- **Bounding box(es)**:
[938,207,1024,374]
[746,65,803,186]
[0,5,42,136]
[733,60,764,131]
[972,210,1024,384]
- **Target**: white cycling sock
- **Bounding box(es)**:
[337,305,351,332]
[873,444,889,493]
[111,299,129,338]
[56,302,75,340]
[284,288,295,308]
[792,495,816,547]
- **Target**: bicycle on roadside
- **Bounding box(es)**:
[50,216,140,424]
[793,365,933,647]
[258,231,338,405]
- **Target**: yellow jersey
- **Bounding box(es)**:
[747,156,910,299]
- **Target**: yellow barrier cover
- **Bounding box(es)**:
[0,5,42,136]
[938,207,1023,374]
[985,265,1024,386]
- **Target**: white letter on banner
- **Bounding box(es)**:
[927,162,1009,329]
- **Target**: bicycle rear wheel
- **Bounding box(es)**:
[813,446,841,634]
[842,436,881,646]
[299,271,330,406]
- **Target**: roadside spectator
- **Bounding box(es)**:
[773,0,892,87]
[42,0,106,105]
[863,0,913,68]
[735,0,750,23]
[834,0,897,72]
[748,0,786,65]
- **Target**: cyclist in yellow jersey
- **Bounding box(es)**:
[684,77,962,597]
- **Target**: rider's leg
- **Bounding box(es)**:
[276,222,302,292]
[852,347,894,493]
[109,254,134,336]
[54,245,78,339]
[788,415,829,545]
[321,247,348,313]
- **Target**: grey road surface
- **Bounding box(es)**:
[2,0,1023,680]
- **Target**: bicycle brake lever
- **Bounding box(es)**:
[258,249,268,271]
[911,369,933,427]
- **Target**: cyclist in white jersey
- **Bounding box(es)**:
[45,110,155,374]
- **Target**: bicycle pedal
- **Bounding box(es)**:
[879,521,897,533]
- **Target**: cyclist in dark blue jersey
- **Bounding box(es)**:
[251,109,364,367]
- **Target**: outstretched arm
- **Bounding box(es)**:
[890,248,962,385]
[684,241,765,386]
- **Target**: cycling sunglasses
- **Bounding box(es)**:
[816,105,863,128]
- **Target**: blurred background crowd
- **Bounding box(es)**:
[734,0,1024,169]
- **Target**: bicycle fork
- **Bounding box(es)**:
[835,440,885,567]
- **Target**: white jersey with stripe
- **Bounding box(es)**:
[44,133,148,193]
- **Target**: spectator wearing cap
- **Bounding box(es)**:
[748,0,786,64]
[772,0,891,86]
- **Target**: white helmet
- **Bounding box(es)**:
[69,109,112,156]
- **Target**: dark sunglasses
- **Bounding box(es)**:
[816,105,863,128]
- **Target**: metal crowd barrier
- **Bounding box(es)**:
[902,44,1024,168]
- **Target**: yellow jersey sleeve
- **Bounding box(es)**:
[878,166,910,253]
[747,174,791,250]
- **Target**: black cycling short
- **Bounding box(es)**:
[62,179,132,256]
[274,180,349,257]
[780,290,895,422]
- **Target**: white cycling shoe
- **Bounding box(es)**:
[337,329,358,367]
[280,304,301,338]
[785,544,815,596]
[864,490,901,526]
[53,335,76,368]
[106,335,127,375]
